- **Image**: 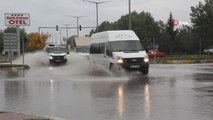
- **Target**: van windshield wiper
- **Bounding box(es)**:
[128,49,139,51]
[114,49,141,52]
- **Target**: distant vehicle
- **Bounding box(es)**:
[89,30,149,75]
[147,49,166,58]
[45,45,69,63]
[203,46,213,54]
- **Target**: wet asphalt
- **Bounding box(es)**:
[0,52,213,120]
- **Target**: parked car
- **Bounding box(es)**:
[203,46,213,54]
[147,49,166,58]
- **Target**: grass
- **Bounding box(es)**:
[0,64,30,69]
[150,55,213,60]
[149,55,213,64]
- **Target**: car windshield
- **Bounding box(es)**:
[47,47,66,54]
[109,41,144,52]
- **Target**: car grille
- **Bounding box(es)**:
[123,58,143,64]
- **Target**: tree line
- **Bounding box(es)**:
[90,0,213,55]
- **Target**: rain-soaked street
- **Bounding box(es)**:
[0,52,213,120]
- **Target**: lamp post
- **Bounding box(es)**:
[128,0,132,30]
[83,0,111,32]
[67,15,87,36]
[61,24,72,42]
[59,30,63,45]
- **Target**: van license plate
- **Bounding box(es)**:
[130,65,140,68]
[56,60,61,62]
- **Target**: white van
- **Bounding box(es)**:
[89,30,149,75]
[45,45,69,64]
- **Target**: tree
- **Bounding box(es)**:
[166,12,178,54]
[27,33,49,52]
[92,11,161,50]
[190,0,213,49]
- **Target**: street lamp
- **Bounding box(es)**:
[67,15,87,36]
[128,0,132,30]
[61,24,72,42]
[83,0,111,32]
[58,30,63,45]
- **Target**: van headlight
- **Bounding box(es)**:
[144,55,149,63]
[64,55,67,59]
[117,57,123,64]
[49,56,53,60]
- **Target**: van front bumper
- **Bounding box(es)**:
[49,56,67,63]
[118,57,149,71]
[121,63,149,71]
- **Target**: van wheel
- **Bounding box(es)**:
[49,60,53,64]
[109,63,117,73]
[110,63,122,76]
[109,63,115,71]
[141,69,149,75]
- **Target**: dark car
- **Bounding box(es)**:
[147,49,166,58]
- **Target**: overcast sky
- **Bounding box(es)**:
[0,0,204,37]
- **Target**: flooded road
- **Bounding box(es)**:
[0,52,213,120]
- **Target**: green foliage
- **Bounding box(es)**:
[190,0,213,48]
[151,55,213,60]
[91,11,161,50]
[166,12,179,54]
[0,64,30,69]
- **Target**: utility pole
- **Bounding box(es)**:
[83,0,111,32]
[128,0,132,30]
[61,24,72,42]
[67,15,87,36]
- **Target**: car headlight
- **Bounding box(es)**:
[144,55,149,63]
[117,57,123,64]
[49,56,53,60]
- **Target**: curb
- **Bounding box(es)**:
[0,112,67,120]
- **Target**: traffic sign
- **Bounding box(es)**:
[3,33,18,52]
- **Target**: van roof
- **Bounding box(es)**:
[91,30,139,43]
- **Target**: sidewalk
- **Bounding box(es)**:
[0,112,65,120]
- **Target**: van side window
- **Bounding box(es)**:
[90,43,105,54]
[99,43,105,54]
[90,43,99,54]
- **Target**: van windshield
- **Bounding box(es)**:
[47,47,67,54]
[109,41,144,52]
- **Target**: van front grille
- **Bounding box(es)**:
[53,56,64,59]
[123,58,143,64]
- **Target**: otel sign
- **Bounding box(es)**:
[4,13,30,26]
